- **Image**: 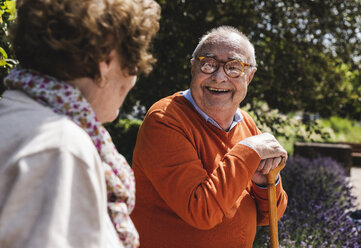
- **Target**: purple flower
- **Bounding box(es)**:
[254,156,360,247]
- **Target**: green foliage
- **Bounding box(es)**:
[319,116,361,143]
[2,0,360,119]
[0,0,17,96]
[333,64,361,120]
[123,0,361,120]
[241,100,335,154]
[104,118,142,164]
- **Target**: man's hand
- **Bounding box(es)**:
[251,157,283,185]
[241,133,287,186]
[241,133,287,160]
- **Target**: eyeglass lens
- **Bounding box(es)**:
[199,57,244,78]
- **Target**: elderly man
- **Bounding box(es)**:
[131,26,288,248]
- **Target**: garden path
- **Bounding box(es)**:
[350,167,361,209]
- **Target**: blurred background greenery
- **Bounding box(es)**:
[1,1,360,246]
[0,0,16,79]
[1,0,361,155]
[120,0,361,157]
[123,0,361,120]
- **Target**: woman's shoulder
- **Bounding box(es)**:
[0,90,100,167]
[28,114,99,164]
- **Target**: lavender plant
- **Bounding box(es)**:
[254,156,360,247]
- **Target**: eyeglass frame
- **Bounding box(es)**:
[196,56,255,78]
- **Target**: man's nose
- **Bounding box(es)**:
[212,65,227,82]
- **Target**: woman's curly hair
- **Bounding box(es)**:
[11,0,160,80]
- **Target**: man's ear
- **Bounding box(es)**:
[190,59,195,77]
[247,67,257,85]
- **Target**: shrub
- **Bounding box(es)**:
[319,116,361,143]
[254,156,360,247]
[0,0,17,95]
[242,100,336,154]
[104,118,142,164]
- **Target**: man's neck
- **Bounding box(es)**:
[206,108,236,131]
[182,89,239,131]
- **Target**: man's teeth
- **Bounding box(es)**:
[208,87,229,92]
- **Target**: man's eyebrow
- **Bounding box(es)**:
[200,53,216,58]
[230,53,248,61]
[200,53,243,61]
[229,56,242,61]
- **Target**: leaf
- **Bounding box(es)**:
[0,46,8,59]
[0,10,3,24]
[5,1,16,21]
[0,58,6,66]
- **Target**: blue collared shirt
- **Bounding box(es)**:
[180,89,243,131]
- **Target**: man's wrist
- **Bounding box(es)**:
[252,174,280,189]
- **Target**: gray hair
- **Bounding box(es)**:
[191,26,256,67]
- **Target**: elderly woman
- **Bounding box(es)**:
[0,0,160,247]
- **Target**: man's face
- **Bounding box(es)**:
[190,35,255,118]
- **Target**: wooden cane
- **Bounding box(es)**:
[266,158,286,248]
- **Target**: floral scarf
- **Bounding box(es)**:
[5,69,139,248]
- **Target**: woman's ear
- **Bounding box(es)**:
[97,61,109,88]
[97,49,117,87]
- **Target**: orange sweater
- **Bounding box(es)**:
[131,92,287,248]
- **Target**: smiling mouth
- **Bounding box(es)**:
[206,87,231,94]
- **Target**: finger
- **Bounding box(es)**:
[273,156,282,168]
[262,158,274,174]
[278,147,288,160]
[257,160,266,171]
[283,151,288,161]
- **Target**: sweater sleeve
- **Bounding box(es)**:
[249,179,288,226]
[133,110,261,230]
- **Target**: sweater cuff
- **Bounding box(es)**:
[253,175,280,189]
[228,143,261,175]
[252,178,283,203]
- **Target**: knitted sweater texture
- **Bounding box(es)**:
[131,92,287,248]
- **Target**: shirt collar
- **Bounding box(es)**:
[180,89,243,131]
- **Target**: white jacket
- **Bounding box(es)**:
[0,90,121,248]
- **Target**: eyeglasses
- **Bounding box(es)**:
[197,56,254,78]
